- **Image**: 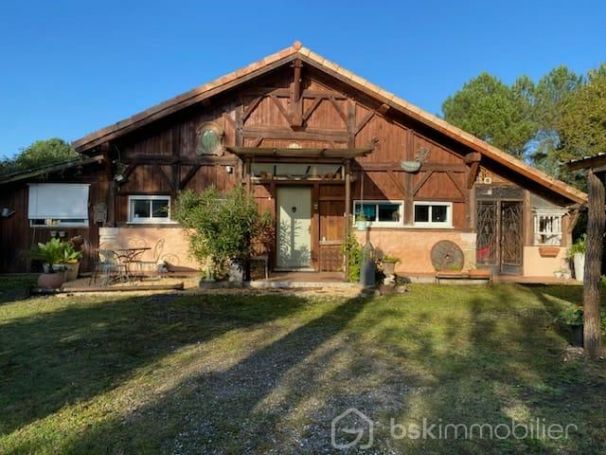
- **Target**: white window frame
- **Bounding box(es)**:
[533,209,564,246]
[353,200,404,228]
[127,195,173,224]
[413,201,453,228]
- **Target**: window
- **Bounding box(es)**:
[28,183,89,227]
[353,200,403,227]
[413,202,452,228]
[128,196,172,223]
[534,210,564,245]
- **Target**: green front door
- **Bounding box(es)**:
[276,186,312,270]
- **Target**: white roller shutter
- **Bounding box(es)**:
[28,184,90,223]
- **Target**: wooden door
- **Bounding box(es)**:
[276,187,312,270]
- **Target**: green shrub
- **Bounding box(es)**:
[558,303,606,335]
[175,186,272,278]
[342,233,362,282]
[568,234,587,257]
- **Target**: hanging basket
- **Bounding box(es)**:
[355,220,370,231]
[400,161,422,173]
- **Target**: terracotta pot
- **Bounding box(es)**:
[61,262,80,281]
[37,272,65,290]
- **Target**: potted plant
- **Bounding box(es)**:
[381,255,399,275]
[30,238,67,289]
[559,305,584,347]
[568,234,586,282]
[57,242,83,281]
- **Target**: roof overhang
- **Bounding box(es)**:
[0,155,104,185]
[226,146,373,160]
[566,153,606,172]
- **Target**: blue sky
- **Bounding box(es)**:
[0,0,604,158]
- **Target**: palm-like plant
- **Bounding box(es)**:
[30,238,66,273]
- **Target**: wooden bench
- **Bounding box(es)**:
[435,270,492,284]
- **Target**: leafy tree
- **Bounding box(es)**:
[531,66,583,177]
[0,138,78,175]
[174,186,272,279]
[558,64,606,161]
[442,73,536,158]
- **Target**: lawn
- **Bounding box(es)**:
[1,279,605,454]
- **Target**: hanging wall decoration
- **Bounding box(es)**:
[196,122,224,156]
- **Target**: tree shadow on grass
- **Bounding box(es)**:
[0,290,312,436]
[388,284,605,454]
[6,284,606,454]
[49,294,373,454]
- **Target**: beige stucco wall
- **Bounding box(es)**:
[99,226,199,270]
[355,229,477,275]
[523,246,570,277]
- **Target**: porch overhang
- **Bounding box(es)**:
[226,146,373,160]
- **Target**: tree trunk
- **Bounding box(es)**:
[584,169,605,358]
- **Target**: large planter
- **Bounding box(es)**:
[570,325,584,347]
[37,272,65,290]
[573,253,585,282]
[58,261,80,281]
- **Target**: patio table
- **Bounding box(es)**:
[113,247,151,281]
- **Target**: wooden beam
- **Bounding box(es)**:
[413,170,434,195]
[344,159,352,279]
[242,127,349,142]
[302,96,323,122]
[123,155,236,166]
[328,96,348,125]
[290,59,303,127]
[387,169,407,198]
[246,87,348,99]
[269,94,290,123]
[355,111,374,135]
[584,169,605,358]
[467,161,481,189]
[446,170,465,197]
[242,96,263,122]
[377,103,389,115]
[464,152,482,164]
[153,164,175,191]
[179,164,201,190]
[346,101,355,148]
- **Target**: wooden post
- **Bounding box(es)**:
[290,59,303,128]
[584,169,605,358]
[245,158,252,195]
[344,159,352,279]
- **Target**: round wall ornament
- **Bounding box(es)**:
[196,122,224,156]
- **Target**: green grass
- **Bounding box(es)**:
[0,280,605,454]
